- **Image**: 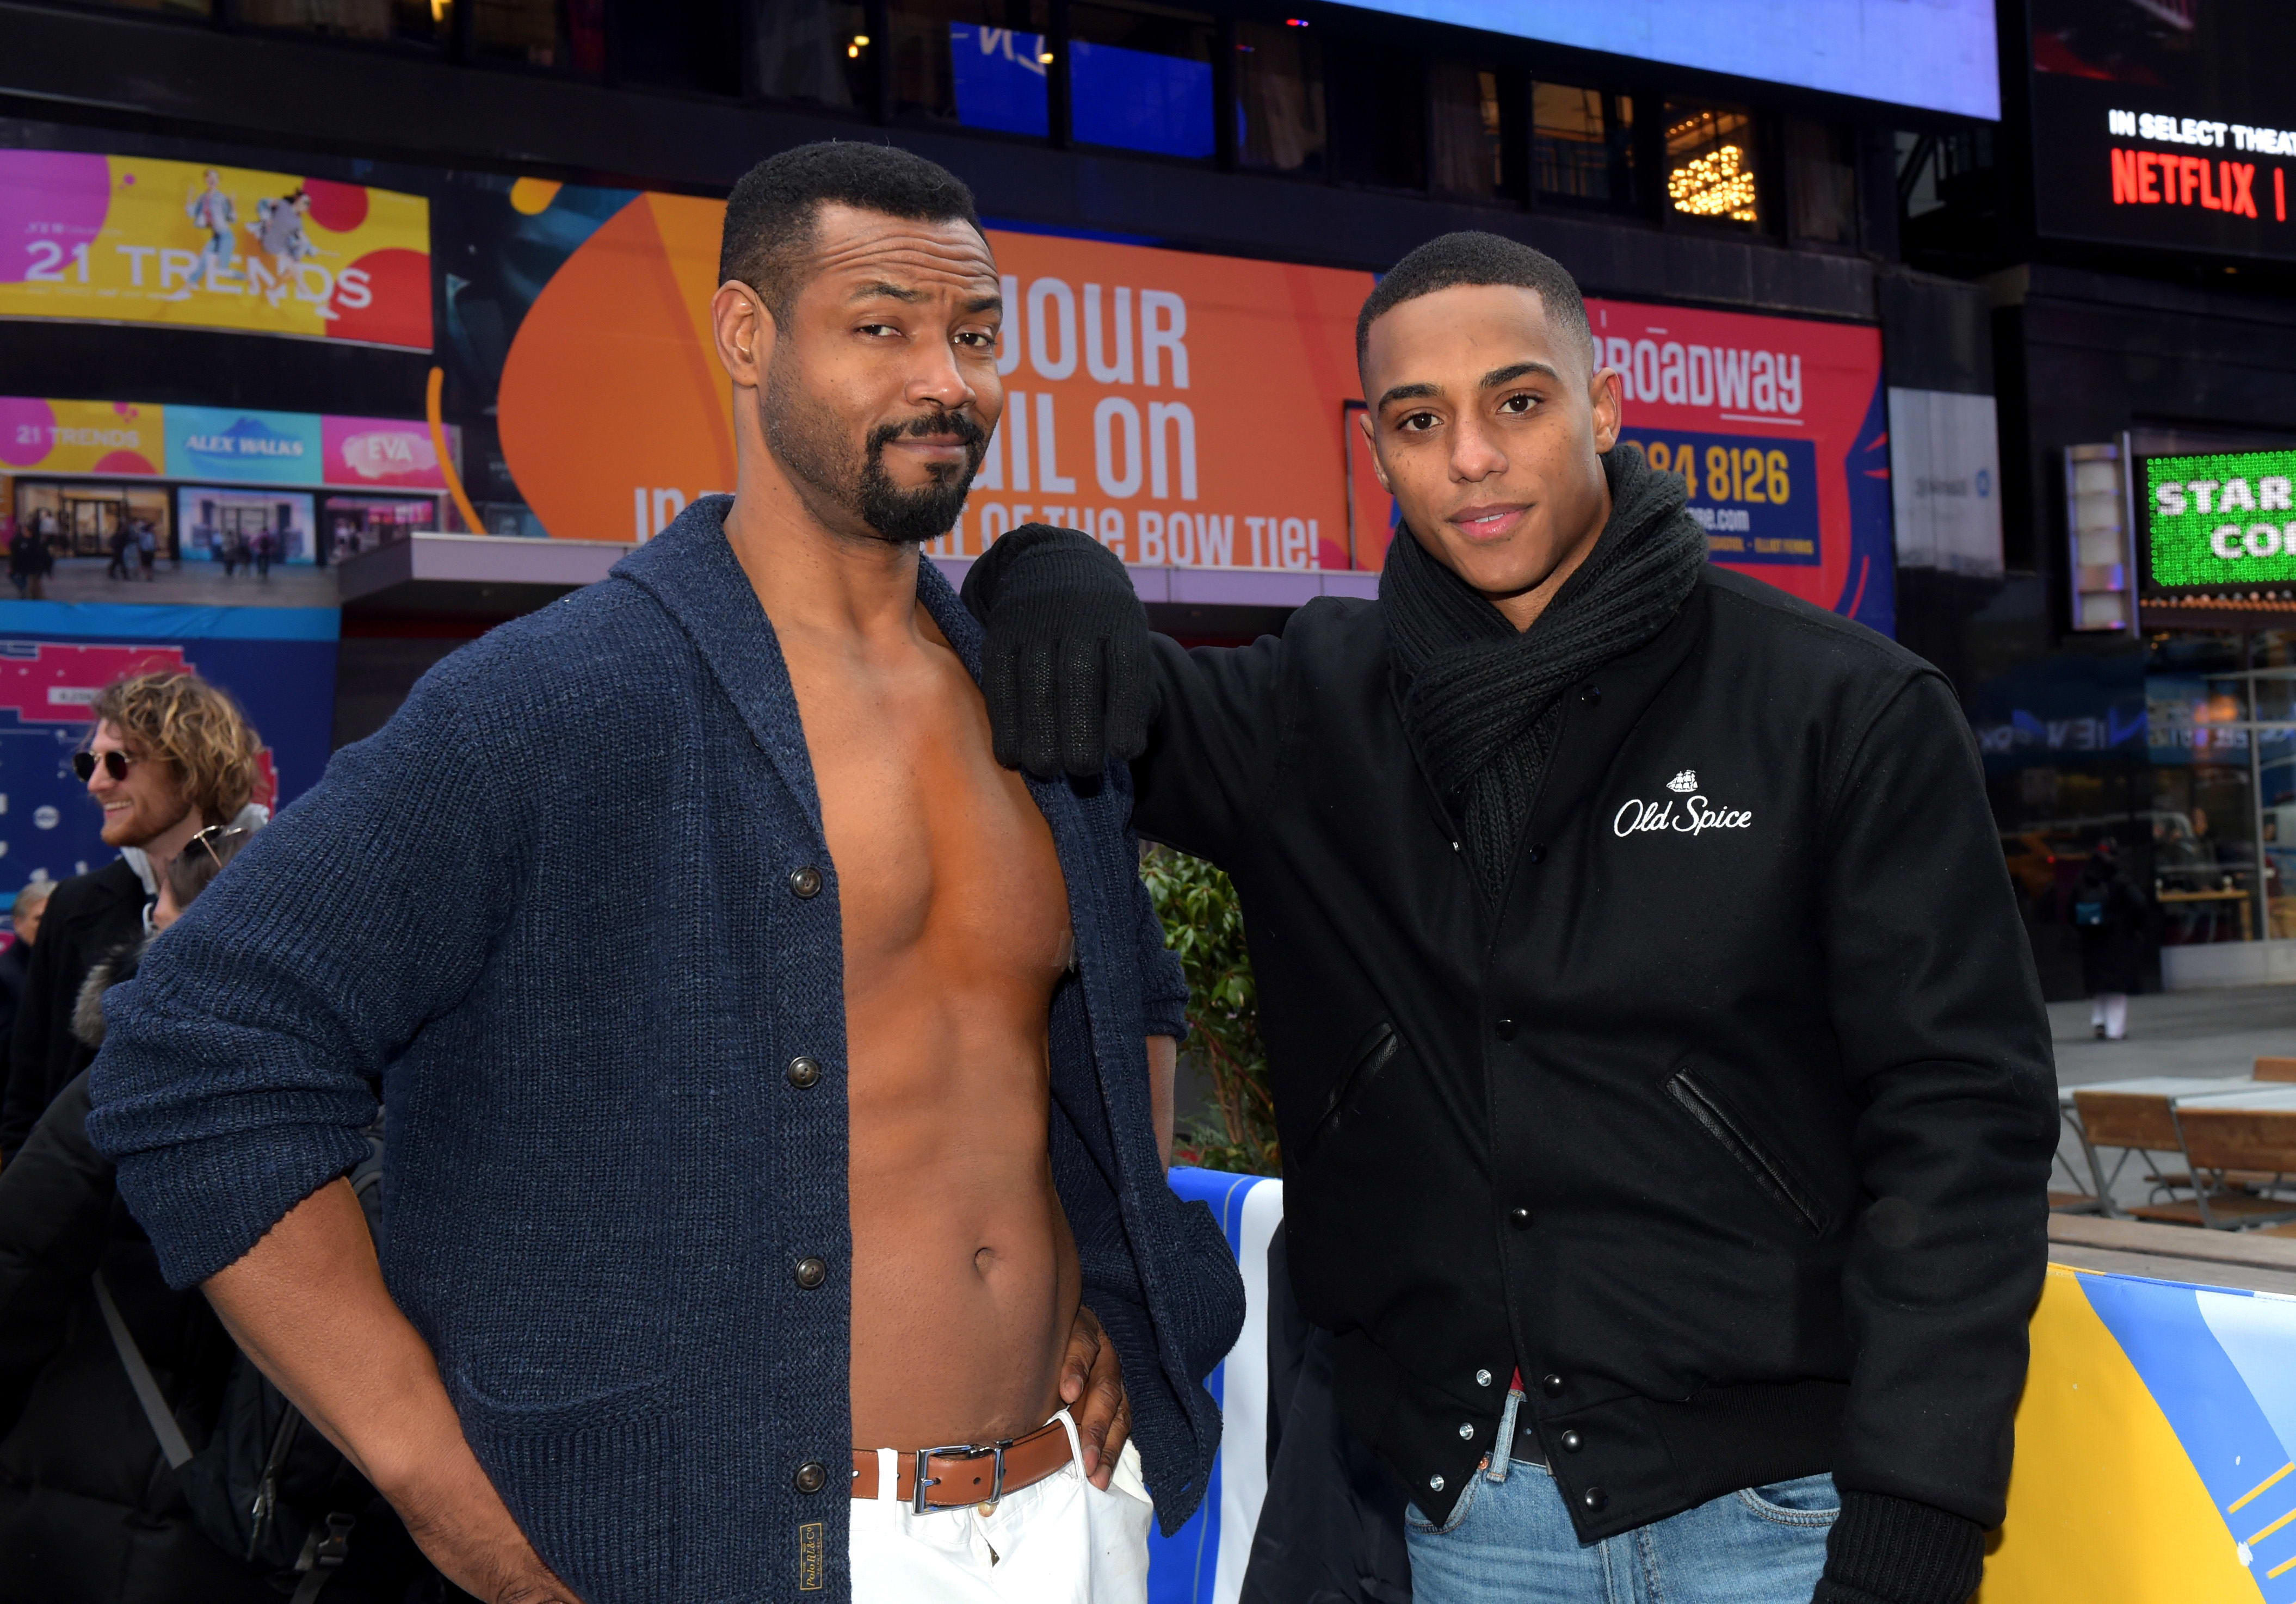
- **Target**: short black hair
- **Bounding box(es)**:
[1355,231,1595,378]
[719,141,983,321]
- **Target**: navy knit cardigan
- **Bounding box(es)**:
[87,499,1244,1603]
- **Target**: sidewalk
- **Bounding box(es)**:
[2049,984,2296,1087]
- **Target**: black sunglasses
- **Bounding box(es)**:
[72,750,136,783]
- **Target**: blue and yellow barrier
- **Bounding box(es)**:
[1156,1168,2296,1603]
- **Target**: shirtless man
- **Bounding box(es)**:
[87,142,1240,1604]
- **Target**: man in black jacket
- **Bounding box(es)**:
[964,233,2057,1604]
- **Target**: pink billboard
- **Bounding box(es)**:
[320,414,446,490]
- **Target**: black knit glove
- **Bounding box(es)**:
[961,524,1156,779]
[1813,1492,1986,1604]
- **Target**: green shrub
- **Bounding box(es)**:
[1141,845,1280,1177]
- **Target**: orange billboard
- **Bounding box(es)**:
[491,188,1372,569]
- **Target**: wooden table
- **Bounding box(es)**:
[2158,886,2254,941]
[2066,1079,2296,1227]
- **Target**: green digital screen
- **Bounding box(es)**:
[2145,448,2296,587]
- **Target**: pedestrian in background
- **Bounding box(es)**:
[5,520,46,600]
[105,525,133,583]
[0,884,54,1069]
[2073,835,2148,1042]
[135,521,157,583]
[3,672,264,1161]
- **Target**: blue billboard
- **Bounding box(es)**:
[1327,0,2000,120]
[164,405,324,486]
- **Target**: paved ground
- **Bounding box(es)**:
[20,557,338,608]
[2049,983,2296,1212]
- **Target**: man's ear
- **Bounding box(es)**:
[712,280,774,389]
[1356,407,1393,493]
[1588,363,1624,454]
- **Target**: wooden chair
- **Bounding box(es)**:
[2072,1090,2292,1228]
[2256,1057,2296,1082]
[2171,1105,2296,1230]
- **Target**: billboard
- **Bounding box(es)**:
[1,397,164,476]
[165,406,324,487]
[0,603,339,892]
[2031,1,2296,262]
[1600,298,1893,633]
[1328,1,1998,119]
[0,151,431,349]
[476,183,1365,569]
[2143,446,2296,589]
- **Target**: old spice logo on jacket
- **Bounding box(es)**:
[1616,771,1754,838]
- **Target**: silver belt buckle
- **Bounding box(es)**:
[912,1441,1010,1514]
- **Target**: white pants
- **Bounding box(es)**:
[850,1410,1153,1602]
[2092,992,2128,1039]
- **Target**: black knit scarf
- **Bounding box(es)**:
[1380,444,1708,907]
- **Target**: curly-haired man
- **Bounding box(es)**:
[2,671,263,1159]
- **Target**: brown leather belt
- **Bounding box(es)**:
[851,1417,1074,1512]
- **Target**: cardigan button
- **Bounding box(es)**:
[793,1460,828,1494]
[794,1256,828,1290]
[789,865,824,899]
[786,1055,822,1089]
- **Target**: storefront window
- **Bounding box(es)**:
[618,0,741,95]
[1785,119,1859,245]
[1665,100,1762,229]
[753,0,871,108]
[13,480,173,562]
[1533,82,1634,207]
[1235,18,1324,175]
[1066,4,1215,160]
[1428,63,1514,201]
[238,0,444,44]
[890,0,1052,136]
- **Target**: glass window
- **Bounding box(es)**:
[238,0,443,43]
[1428,63,1514,201]
[1786,119,1858,245]
[471,0,606,72]
[1235,18,1325,175]
[1665,100,1762,229]
[1533,82,1634,207]
[891,1,1052,136]
[1328,36,1424,190]
[619,0,741,94]
[754,0,872,108]
[1067,4,1215,160]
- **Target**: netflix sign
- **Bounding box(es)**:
[2030,2,2296,263]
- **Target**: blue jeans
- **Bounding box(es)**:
[1405,1392,1836,1604]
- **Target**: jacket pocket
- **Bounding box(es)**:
[1667,1069,1831,1237]
[1305,1021,1402,1154]
[455,1370,681,1602]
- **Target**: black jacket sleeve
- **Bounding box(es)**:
[1131,630,1289,869]
[1817,669,2058,1529]
[0,1069,112,1430]
[1,918,69,1161]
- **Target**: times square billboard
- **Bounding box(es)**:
[2030,0,2296,262]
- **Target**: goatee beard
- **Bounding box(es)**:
[762,360,986,546]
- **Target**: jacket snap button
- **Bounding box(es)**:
[786,1055,822,1089]
[1582,1486,1608,1513]
[1560,1429,1583,1453]
[794,1256,828,1289]
[789,865,823,899]
[1509,1206,1532,1228]
[1579,684,1602,705]
[1494,1018,1517,1041]
[1476,1369,1493,1388]
[1540,1373,1565,1398]
[1458,1422,1474,1440]
[793,1460,828,1494]
[1428,1475,1445,1493]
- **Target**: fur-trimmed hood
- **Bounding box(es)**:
[72,933,149,1050]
